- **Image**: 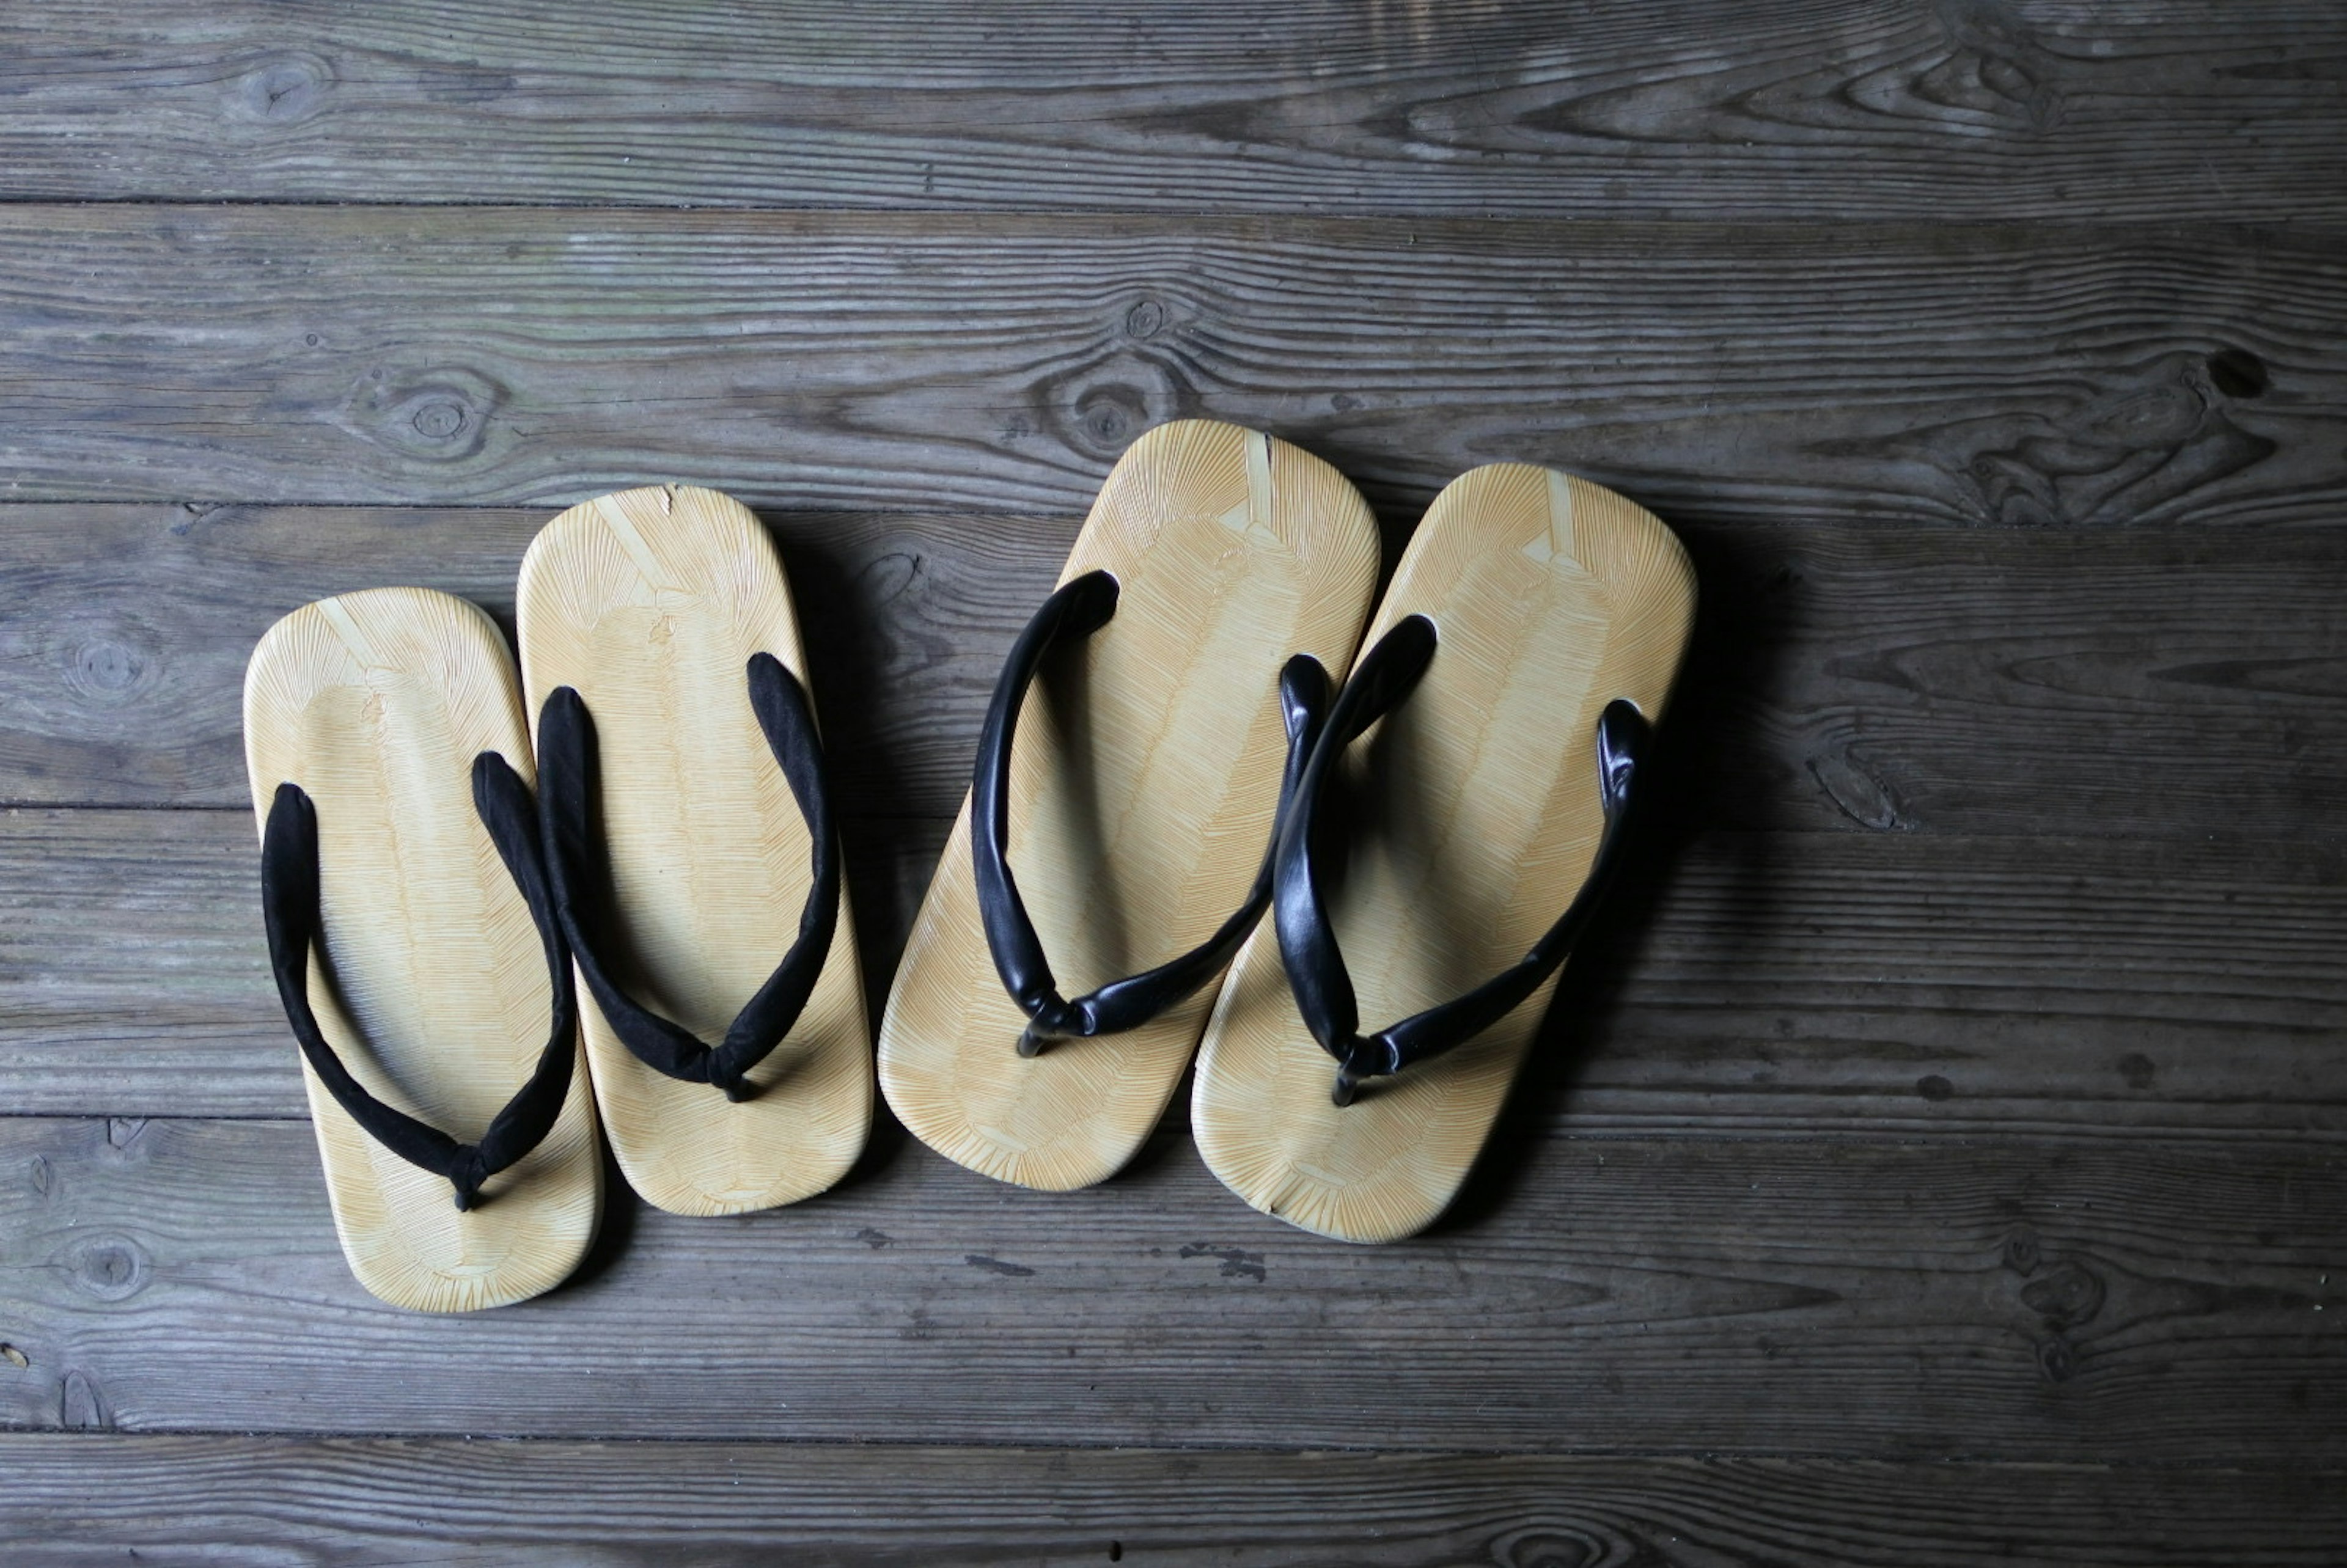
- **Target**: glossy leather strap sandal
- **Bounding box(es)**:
[971,570,1332,1060]
[1272,618,1650,1108]
[1193,465,1695,1242]
[517,486,870,1217]
[245,588,603,1311]
[880,419,1379,1190]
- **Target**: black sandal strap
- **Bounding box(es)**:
[535,653,841,1102]
[260,757,579,1212]
[974,568,1334,1057]
[1271,615,1652,1105]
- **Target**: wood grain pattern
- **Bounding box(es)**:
[7,505,2346,839]
[881,421,1379,1190]
[517,485,871,1215]
[1,2,2343,225]
[241,587,601,1311]
[0,1115,2338,1457]
[1197,465,1695,1242]
[0,503,1049,818]
[0,210,2338,529]
[2,1436,2343,1567]
[10,810,2343,1134]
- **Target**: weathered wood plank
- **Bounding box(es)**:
[1,2,2342,227]
[7,507,2346,837]
[8,810,2344,1130]
[0,505,1050,819]
[1,1436,2342,1567]
[0,1116,2337,1457]
[0,209,2338,525]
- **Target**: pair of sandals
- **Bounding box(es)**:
[881,420,1694,1243]
[246,487,865,1312]
[246,421,1693,1313]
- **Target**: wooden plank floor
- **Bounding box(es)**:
[2,3,2343,1561]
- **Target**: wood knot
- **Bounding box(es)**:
[1932,0,2065,131]
[66,1234,150,1303]
[1076,386,1142,447]
[343,366,508,464]
[2021,1261,2106,1329]
[2206,347,2269,399]
[1040,346,1200,456]
[1807,741,1912,831]
[1493,1525,1607,1568]
[1944,350,2276,526]
[226,50,336,126]
[410,400,468,441]
[59,624,160,709]
[1123,299,1167,340]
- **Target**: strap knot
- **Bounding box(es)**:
[449,1154,488,1212]
[535,658,841,1102]
[1016,994,1090,1057]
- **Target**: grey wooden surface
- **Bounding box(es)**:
[10,1439,2347,1568]
[4,1438,2345,1567]
[1,212,2338,526]
[5,2,2344,225]
[1,2,2343,1563]
[4,1116,2338,1457]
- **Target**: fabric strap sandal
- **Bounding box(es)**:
[1192,465,1696,1243]
[516,485,870,1217]
[878,419,1379,1191]
[244,587,603,1312]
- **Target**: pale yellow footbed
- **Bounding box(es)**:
[516,485,871,1217]
[243,587,603,1312]
[879,419,1380,1190]
[1193,465,1696,1243]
